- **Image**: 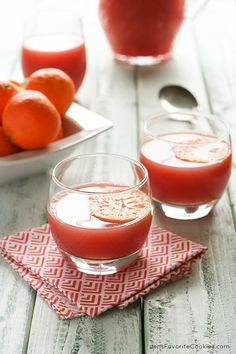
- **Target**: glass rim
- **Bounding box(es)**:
[22,9,84,41]
[144,111,230,145]
[52,153,149,194]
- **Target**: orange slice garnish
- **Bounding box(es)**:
[90,188,150,224]
[172,138,230,163]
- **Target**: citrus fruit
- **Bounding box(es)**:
[90,187,150,224]
[2,90,61,150]
[25,68,75,115]
[52,126,64,142]
[172,137,230,163]
[0,126,20,157]
[0,80,22,124]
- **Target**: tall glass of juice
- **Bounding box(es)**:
[21,10,86,91]
[140,112,232,220]
[47,153,153,275]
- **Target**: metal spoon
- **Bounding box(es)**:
[159,85,198,111]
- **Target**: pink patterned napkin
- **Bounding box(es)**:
[0,224,207,319]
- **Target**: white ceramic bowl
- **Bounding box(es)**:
[0,103,113,185]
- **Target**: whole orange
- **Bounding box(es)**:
[2,90,61,150]
[25,68,75,115]
[0,126,20,156]
[52,126,64,142]
[0,80,22,124]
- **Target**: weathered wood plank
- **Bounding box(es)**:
[0,3,48,351]
[26,3,143,353]
[135,14,236,354]
[0,175,51,353]
[27,297,141,354]
[193,0,236,223]
[0,266,35,354]
[145,196,236,354]
[0,0,36,80]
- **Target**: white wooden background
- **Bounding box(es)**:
[0,0,236,353]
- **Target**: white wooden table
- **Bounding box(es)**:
[0,1,236,353]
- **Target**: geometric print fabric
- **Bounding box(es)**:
[0,224,207,319]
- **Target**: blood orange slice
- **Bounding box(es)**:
[90,188,150,224]
[172,137,230,163]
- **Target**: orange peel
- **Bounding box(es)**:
[90,187,150,224]
[172,137,230,163]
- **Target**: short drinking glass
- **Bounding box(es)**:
[47,153,153,275]
[140,112,232,220]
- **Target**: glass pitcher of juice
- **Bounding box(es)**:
[99,0,208,65]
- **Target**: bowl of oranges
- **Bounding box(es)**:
[0,68,113,185]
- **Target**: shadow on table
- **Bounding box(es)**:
[153,203,217,247]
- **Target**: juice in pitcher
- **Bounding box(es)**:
[99,0,184,64]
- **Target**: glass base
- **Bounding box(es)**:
[61,249,141,275]
[114,52,171,66]
[154,199,217,220]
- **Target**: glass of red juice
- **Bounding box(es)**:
[140,112,232,220]
[47,153,153,275]
[99,0,208,65]
[21,10,86,91]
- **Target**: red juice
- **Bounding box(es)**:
[47,184,152,260]
[140,132,232,205]
[21,34,86,90]
[99,0,184,58]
